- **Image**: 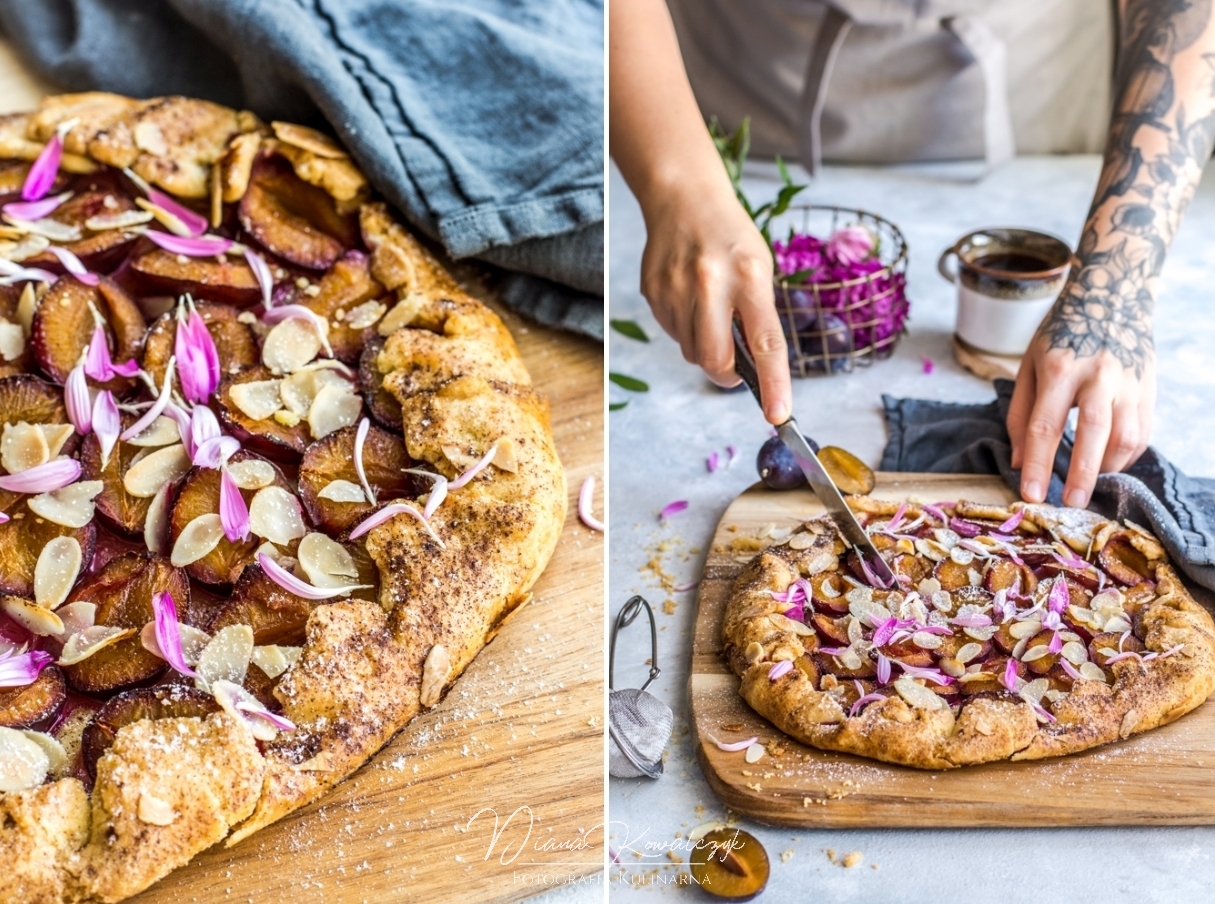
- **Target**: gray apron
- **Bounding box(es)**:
[667,0,1114,173]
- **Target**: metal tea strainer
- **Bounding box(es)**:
[608,595,673,779]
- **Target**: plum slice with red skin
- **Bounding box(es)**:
[933,557,972,591]
[0,663,66,728]
[141,299,259,391]
[0,285,39,377]
[281,251,386,364]
[24,187,142,274]
[298,422,416,535]
[358,335,402,430]
[128,247,262,308]
[1089,630,1145,667]
[80,684,219,781]
[216,365,310,460]
[0,499,96,597]
[80,412,165,537]
[1099,533,1155,585]
[31,276,145,390]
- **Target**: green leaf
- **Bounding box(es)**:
[609,373,650,392]
[609,319,650,342]
[609,401,629,411]
[778,268,817,285]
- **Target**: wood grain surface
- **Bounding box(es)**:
[690,474,1215,828]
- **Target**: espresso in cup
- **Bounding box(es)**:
[939,228,1071,356]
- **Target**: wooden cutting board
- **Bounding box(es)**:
[690,473,1215,828]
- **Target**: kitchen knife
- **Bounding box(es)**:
[731,322,896,588]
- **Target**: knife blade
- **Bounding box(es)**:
[731,322,896,588]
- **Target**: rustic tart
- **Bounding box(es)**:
[722,498,1215,769]
[0,92,565,902]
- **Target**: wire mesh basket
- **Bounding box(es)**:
[770,205,909,376]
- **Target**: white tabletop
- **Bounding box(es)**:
[607,156,1215,901]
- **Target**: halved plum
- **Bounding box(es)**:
[984,558,1022,593]
[49,693,102,784]
[61,552,190,694]
[811,612,849,646]
[813,650,877,680]
[933,557,972,591]
[957,655,1025,695]
[80,684,219,780]
[24,188,142,273]
[216,365,310,459]
[1089,630,1145,667]
[358,334,402,430]
[0,664,66,728]
[141,300,260,390]
[206,561,314,645]
[79,413,176,537]
[1099,533,1154,585]
[128,247,262,307]
[31,276,145,390]
[168,450,293,585]
[298,422,415,534]
[281,251,386,363]
[0,285,37,376]
[0,499,96,597]
[239,153,358,270]
[881,637,935,668]
[1021,633,1060,676]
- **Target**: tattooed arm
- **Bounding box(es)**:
[1008,0,1215,507]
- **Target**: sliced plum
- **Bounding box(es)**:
[128,248,262,307]
[933,557,972,592]
[984,558,1022,593]
[0,285,37,376]
[31,276,145,390]
[61,552,190,694]
[1089,630,1145,667]
[279,251,387,364]
[24,188,142,273]
[1099,533,1154,585]
[358,334,402,430]
[0,499,96,597]
[141,300,260,390]
[79,413,173,537]
[812,650,876,680]
[206,561,314,645]
[80,684,218,780]
[239,153,358,270]
[0,664,66,728]
[298,422,415,534]
[957,655,1024,695]
[216,365,310,460]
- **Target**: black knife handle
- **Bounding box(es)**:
[731,321,766,409]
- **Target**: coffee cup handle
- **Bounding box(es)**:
[937,247,958,284]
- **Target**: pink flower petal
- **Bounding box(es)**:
[1048,630,1064,654]
[710,735,759,753]
[45,246,99,286]
[219,466,251,542]
[1001,658,1019,693]
[151,590,197,677]
[922,503,948,524]
[189,403,221,454]
[876,652,892,684]
[193,434,240,470]
[147,188,208,237]
[0,457,80,493]
[258,553,370,600]
[121,358,176,441]
[578,475,604,531]
[65,364,92,434]
[234,700,296,733]
[998,510,1025,533]
[726,445,739,467]
[922,356,935,374]
[348,502,441,546]
[92,391,120,470]
[83,325,139,381]
[885,502,908,533]
[0,264,58,285]
[1048,576,1070,614]
[165,403,194,458]
[673,579,699,592]
[659,500,688,521]
[706,451,720,473]
[0,513,9,525]
[0,649,52,687]
[849,692,887,717]
[145,231,233,257]
[175,308,220,403]
[421,475,448,521]
[3,192,70,221]
[22,133,62,201]
[244,249,274,308]
[1060,658,1082,680]
[768,660,794,680]
[353,418,376,504]
[449,444,497,490]
[950,613,992,628]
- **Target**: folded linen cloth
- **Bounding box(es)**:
[0,0,604,338]
[882,379,1215,592]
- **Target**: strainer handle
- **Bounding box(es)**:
[609,595,661,691]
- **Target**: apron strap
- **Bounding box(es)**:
[943,14,1016,169]
[796,4,852,177]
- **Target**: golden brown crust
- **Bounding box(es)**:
[722,508,1215,770]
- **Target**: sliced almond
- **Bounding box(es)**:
[1103,615,1133,634]
[84,209,154,231]
[1009,619,1043,640]
[271,121,348,158]
[0,598,63,636]
[955,642,983,664]
[912,631,942,650]
[124,415,181,448]
[1061,641,1088,665]
[420,643,451,708]
[345,300,386,330]
[251,645,293,680]
[949,546,975,566]
[229,379,284,421]
[0,726,50,792]
[210,678,280,741]
[58,625,134,664]
[1019,677,1050,704]
[56,601,96,641]
[744,641,764,664]
[378,291,424,336]
[248,486,307,546]
[34,536,81,610]
[0,319,24,362]
[5,217,81,242]
[893,676,946,711]
[171,513,225,567]
[5,233,51,262]
[133,120,168,155]
[1079,661,1108,683]
[788,532,817,551]
[137,792,177,826]
[1120,709,1139,739]
[262,318,323,374]
[963,625,998,641]
[195,624,254,693]
[297,532,358,588]
[144,479,174,556]
[1,421,49,474]
[226,458,276,490]
[139,620,211,667]
[316,479,366,503]
[939,657,965,678]
[38,424,74,459]
[1021,645,1054,663]
[744,743,765,764]
[306,382,362,439]
[768,612,814,637]
[441,443,479,470]
[123,443,190,498]
[492,438,519,474]
[15,283,36,334]
[27,480,103,528]
[279,367,348,417]
[20,730,65,776]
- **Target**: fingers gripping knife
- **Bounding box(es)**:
[731,322,896,588]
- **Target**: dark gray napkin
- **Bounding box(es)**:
[882,379,1215,591]
[0,0,604,339]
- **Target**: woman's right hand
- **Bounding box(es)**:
[638,180,792,425]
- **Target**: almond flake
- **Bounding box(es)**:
[420,643,451,708]
[912,631,942,650]
[38,424,74,459]
[210,679,280,741]
[0,727,50,792]
[58,625,134,664]
[28,480,103,528]
[1120,709,1139,739]
[306,382,362,439]
[316,479,365,503]
[1103,615,1133,634]
[955,642,983,664]
[123,443,190,498]
[1009,619,1043,640]
[744,743,765,764]
[5,233,50,262]
[133,120,167,155]
[262,318,323,374]
[171,513,225,566]
[1061,641,1088,664]
[84,209,154,231]
[137,792,178,826]
[279,367,348,416]
[491,438,519,473]
[939,657,965,678]
[34,536,81,610]
[195,625,254,693]
[248,486,306,545]
[1079,661,1108,683]
[963,625,998,641]
[20,730,65,775]
[1021,645,1054,662]
[144,480,173,555]
[0,320,23,362]
[56,602,96,641]
[893,676,946,711]
[973,717,994,736]
[230,379,284,421]
[273,409,301,427]
[124,415,181,448]
[5,217,81,242]
[377,292,424,336]
[345,300,386,329]
[788,532,816,551]
[15,283,35,334]
[272,122,349,158]
[226,458,276,490]
[768,612,814,637]
[251,645,295,680]
[949,546,975,566]
[744,642,764,663]
[1,421,49,474]
[0,598,63,636]
[298,532,359,588]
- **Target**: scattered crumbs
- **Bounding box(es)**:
[780,850,794,864]
[842,851,863,869]
[588,716,599,727]
[666,851,681,864]
[871,863,879,870]
[744,782,762,792]
[662,598,677,615]
[825,848,836,864]
[694,804,707,817]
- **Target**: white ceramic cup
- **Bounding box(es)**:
[939,228,1071,357]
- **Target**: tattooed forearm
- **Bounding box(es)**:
[1039,0,1215,377]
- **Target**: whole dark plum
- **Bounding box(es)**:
[757,434,820,490]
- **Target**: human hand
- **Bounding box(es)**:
[638,180,792,424]
[1006,294,1155,509]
